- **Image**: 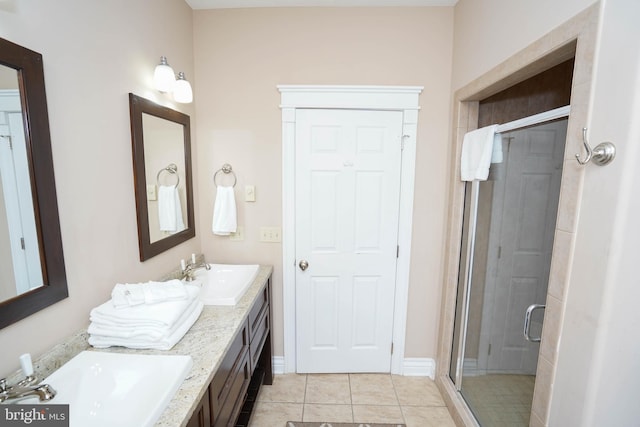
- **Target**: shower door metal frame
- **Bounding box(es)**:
[453,180,479,390]
[450,105,570,391]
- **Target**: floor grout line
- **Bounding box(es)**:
[348,374,355,421]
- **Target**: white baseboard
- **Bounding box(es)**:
[402,358,436,379]
[272,356,285,375]
[273,356,435,379]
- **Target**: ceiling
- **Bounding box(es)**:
[185,0,458,9]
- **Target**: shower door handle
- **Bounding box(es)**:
[524,304,545,342]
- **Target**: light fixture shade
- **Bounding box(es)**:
[173,72,193,104]
[154,56,175,93]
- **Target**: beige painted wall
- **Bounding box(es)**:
[452,0,597,90]
[0,0,199,377]
[193,7,455,359]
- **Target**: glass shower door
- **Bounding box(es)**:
[450,119,567,426]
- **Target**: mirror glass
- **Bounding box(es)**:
[129,94,194,261]
[142,113,188,243]
[0,36,68,329]
[0,65,44,300]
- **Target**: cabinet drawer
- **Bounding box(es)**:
[248,285,269,342]
[211,325,248,420]
[249,311,269,373]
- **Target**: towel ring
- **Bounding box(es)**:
[156,163,180,188]
[213,163,237,187]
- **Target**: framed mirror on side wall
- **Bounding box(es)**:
[0,37,68,329]
[129,93,194,261]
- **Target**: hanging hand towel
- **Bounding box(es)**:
[212,185,237,235]
[461,124,499,181]
[158,185,185,233]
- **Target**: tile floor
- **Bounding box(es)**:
[461,374,535,427]
[249,374,456,427]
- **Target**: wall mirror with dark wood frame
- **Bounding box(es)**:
[129,93,194,261]
[0,37,68,329]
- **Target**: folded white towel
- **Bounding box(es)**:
[143,279,188,304]
[89,297,201,340]
[88,301,204,350]
[91,284,199,328]
[212,185,237,236]
[158,185,185,233]
[461,124,499,181]
[111,279,188,308]
[111,284,145,307]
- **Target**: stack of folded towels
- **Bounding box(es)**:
[88,279,203,350]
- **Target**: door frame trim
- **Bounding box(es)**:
[279,85,423,374]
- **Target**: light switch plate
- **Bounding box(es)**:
[245,185,256,202]
[146,184,157,201]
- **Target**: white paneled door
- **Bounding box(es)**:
[295,109,403,373]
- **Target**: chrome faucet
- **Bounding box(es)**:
[181,254,211,281]
[0,380,56,403]
[0,354,56,404]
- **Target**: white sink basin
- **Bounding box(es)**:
[195,264,259,305]
[27,351,192,427]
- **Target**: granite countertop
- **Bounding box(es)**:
[9,265,273,427]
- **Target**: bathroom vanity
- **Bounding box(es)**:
[186,268,273,427]
[5,265,273,427]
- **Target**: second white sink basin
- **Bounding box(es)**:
[32,351,192,427]
[195,264,259,305]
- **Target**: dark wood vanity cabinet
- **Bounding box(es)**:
[186,388,211,427]
[210,325,251,427]
[188,276,273,427]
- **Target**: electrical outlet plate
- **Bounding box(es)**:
[259,226,281,243]
[229,226,244,241]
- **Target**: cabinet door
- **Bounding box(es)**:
[248,285,269,342]
[211,325,250,427]
[213,349,250,427]
[186,388,211,427]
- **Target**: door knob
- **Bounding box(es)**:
[299,260,309,271]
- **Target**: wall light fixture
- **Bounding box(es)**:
[153,56,175,93]
[173,72,193,104]
[153,56,193,104]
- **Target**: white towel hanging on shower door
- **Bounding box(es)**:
[460,124,500,181]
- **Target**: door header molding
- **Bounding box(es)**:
[278,85,423,111]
